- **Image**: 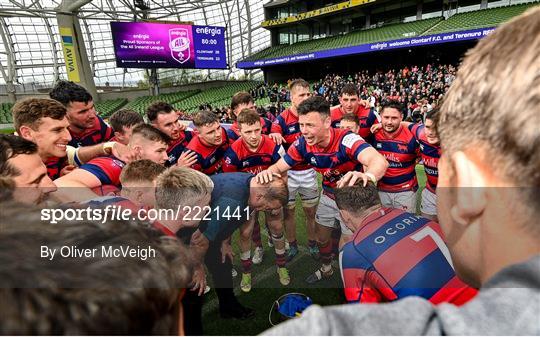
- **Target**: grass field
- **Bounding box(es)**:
[201,166,428,335]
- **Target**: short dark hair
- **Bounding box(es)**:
[120,159,166,184]
[341,113,359,125]
[0,134,38,178]
[0,202,192,335]
[335,182,381,215]
[297,96,330,117]
[341,83,359,97]
[49,80,92,106]
[12,98,67,133]
[146,101,175,122]
[380,99,404,115]
[231,92,254,112]
[131,124,170,144]
[193,110,219,128]
[237,108,260,127]
[108,109,144,133]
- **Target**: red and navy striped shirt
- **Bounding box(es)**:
[283,128,370,196]
[226,117,273,141]
[340,207,477,305]
[410,123,440,193]
[222,135,282,174]
[372,125,419,192]
[166,130,194,167]
[271,108,310,171]
[68,115,113,147]
[79,155,125,191]
[185,127,230,175]
[45,156,68,180]
[330,105,378,140]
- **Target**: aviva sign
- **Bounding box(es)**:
[60,27,81,82]
[262,0,375,28]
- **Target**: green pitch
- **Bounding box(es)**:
[201,166,428,335]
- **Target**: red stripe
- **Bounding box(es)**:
[373,225,437,287]
[429,276,477,305]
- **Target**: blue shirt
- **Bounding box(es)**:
[199,172,253,242]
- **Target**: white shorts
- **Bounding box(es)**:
[421,188,437,216]
[379,190,417,213]
[315,193,353,235]
[287,169,319,207]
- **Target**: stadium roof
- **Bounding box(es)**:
[0,0,270,93]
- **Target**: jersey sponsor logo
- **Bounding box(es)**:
[420,144,424,151]
[168,154,176,162]
[424,158,438,168]
[376,142,383,149]
[242,160,249,167]
[384,153,402,163]
[424,167,438,176]
[210,157,216,164]
[224,157,232,165]
[310,157,317,165]
[342,133,363,149]
[288,126,297,132]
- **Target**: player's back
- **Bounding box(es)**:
[341,207,476,305]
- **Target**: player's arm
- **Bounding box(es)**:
[256,158,291,184]
[189,229,210,296]
[52,169,101,203]
[338,136,389,187]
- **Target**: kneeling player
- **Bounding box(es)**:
[335,182,477,305]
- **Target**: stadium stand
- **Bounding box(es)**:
[243,18,442,62]
[173,81,261,113]
[94,98,128,118]
[423,2,539,35]
[0,103,13,124]
[122,90,200,115]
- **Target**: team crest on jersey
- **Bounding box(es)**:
[397,144,409,152]
[112,159,125,168]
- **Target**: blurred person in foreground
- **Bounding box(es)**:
[0,202,192,335]
[263,7,540,335]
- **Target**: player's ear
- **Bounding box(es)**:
[450,150,487,227]
[18,125,34,141]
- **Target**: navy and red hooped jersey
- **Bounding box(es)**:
[271,108,311,171]
[68,115,114,147]
[166,130,194,166]
[330,105,379,140]
[185,127,230,175]
[82,195,140,213]
[79,155,125,188]
[372,125,419,192]
[283,128,371,196]
[222,135,284,174]
[45,156,68,180]
[227,117,273,141]
[410,123,441,193]
[340,207,477,305]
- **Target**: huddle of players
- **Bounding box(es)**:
[1,78,475,329]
